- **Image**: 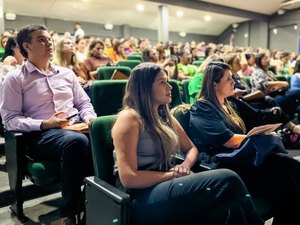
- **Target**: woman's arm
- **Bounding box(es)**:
[112,110,177,189]
[223,134,247,148]
[172,116,198,169]
[267,81,289,92]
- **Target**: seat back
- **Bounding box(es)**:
[118,60,141,69]
[91,80,127,116]
[89,115,116,184]
[192,60,203,67]
[243,77,252,89]
[169,79,183,109]
[96,66,131,80]
[127,55,143,62]
[181,79,191,104]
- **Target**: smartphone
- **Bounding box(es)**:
[65,113,79,120]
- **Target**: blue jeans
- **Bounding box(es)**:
[127,169,263,225]
[24,129,92,218]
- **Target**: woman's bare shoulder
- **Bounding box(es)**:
[114,109,141,130]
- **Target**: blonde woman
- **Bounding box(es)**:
[53,37,94,96]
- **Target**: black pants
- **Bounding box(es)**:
[24,129,92,219]
[127,169,263,225]
[220,152,300,225]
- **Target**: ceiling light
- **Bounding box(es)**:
[232,23,239,29]
[179,32,186,37]
[204,15,211,22]
[273,28,278,35]
[294,25,298,30]
[176,11,184,17]
[104,23,114,30]
[244,33,249,38]
[136,4,144,11]
[277,9,286,15]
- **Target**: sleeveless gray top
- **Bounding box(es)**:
[114,128,167,175]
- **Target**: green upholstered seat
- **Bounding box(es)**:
[126,55,143,62]
[89,115,116,183]
[26,160,60,185]
[91,79,181,116]
[169,79,183,109]
[192,60,203,67]
[91,80,127,116]
[243,77,251,89]
[85,115,130,224]
[181,79,191,104]
[117,60,141,69]
[285,74,292,85]
[4,131,61,221]
[96,66,131,80]
[275,75,287,81]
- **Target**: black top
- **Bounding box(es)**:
[190,99,243,156]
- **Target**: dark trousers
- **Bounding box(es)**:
[129,169,263,225]
[24,129,92,218]
[221,152,300,225]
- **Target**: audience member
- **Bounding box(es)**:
[84,40,112,77]
[75,37,87,62]
[0,24,96,225]
[190,61,300,225]
[53,37,94,97]
[112,62,263,225]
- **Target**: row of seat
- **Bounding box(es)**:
[3,78,183,222]
[84,111,273,224]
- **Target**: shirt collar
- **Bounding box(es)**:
[25,60,59,75]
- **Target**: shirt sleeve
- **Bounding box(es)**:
[0,71,43,131]
[71,73,97,120]
[190,100,234,148]
[251,69,268,93]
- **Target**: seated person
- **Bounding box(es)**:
[0,36,25,86]
[53,37,94,97]
[0,24,96,225]
[84,40,112,77]
[177,49,197,81]
[190,61,300,225]
[112,62,263,225]
[188,54,223,104]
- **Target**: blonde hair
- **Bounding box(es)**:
[53,37,78,68]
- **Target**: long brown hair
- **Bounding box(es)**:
[122,62,178,169]
[200,62,246,132]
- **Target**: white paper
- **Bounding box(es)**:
[246,123,282,138]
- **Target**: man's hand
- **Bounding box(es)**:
[84,115,97,125]
[40,112,68,130]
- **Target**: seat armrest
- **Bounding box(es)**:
[84,176,130,225]
[84,176,130,204]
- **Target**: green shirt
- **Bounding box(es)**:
[188,72,203,104]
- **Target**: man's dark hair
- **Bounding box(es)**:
[17,24,47,58]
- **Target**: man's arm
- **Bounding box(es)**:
[72,75,97,124]
[0,72,43,131]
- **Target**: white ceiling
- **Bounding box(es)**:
[4,0,288,36]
